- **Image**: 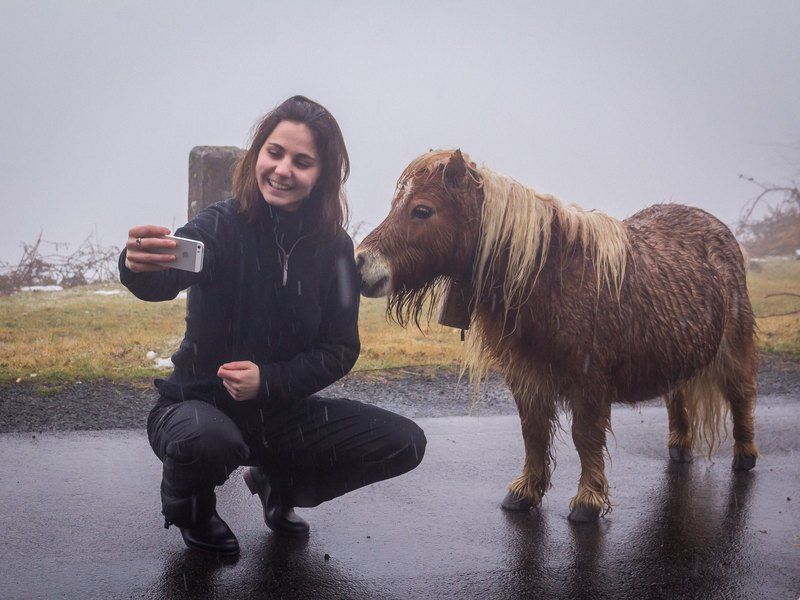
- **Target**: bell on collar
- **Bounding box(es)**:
[438,277,473,331]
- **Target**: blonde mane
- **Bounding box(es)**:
[461,165,629,391]
[473,167,629,318]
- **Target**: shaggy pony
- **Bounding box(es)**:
[356,149,758,522]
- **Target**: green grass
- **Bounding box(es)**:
[1,259,797,383]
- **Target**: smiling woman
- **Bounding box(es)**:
[117,95,426,557]
[254,121,321,212]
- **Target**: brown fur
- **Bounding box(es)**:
[357,149,759,519]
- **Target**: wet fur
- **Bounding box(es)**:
[358,150,759,518]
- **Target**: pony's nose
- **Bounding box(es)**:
[355,251,366,272]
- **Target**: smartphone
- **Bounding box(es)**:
[151,235,205,273]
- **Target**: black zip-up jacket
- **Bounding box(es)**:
[119,198,360,420]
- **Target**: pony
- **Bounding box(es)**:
[355,149,759,522]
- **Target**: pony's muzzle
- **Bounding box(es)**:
[354,248,392,297]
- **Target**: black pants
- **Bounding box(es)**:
[146,395,427,527]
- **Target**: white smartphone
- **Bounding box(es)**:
[151,235,205,273]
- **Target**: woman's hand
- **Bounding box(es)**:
[124,225,177,272]
[218,361,261,401]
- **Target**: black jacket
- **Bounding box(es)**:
[119,199,360,419]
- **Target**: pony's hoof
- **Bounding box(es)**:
[568,504,600,523]
[669,446,694,463]
[732,454,757,471]
[501,490,533,511]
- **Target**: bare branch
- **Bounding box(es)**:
[0,232,120,295]
[736,174,800,236]
[758,292,800,318]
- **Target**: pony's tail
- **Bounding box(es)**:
[669,345,732,459]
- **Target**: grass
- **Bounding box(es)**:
[1,259,798,383]
[0,283,463,383]
[748,259,800,356]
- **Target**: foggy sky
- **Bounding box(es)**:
[1,1,798,264]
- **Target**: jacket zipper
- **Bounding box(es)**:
[274,230,309,287]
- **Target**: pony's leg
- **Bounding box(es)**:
[569,400,611,523]
[664,388,693,463]
[502,392,557,511]
[721,338,759,470]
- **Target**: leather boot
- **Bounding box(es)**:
[179,510,240,556]
[161,487,240,556]
[243,467,310,536]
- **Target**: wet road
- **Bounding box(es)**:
[1,394,798,599]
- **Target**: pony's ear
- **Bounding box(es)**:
[444,149,468,189]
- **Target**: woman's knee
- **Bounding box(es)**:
[156,400,250,466]
[408,420,427,466]
[389,417,427,472]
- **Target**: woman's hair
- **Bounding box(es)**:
[232,95,350,240]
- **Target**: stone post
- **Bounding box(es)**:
[188,146,246,219]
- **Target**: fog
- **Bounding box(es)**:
[2,1,798,264]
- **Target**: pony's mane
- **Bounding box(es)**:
[473,167,629,318]
[464,166,629,390]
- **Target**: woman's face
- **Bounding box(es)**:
[255,120,322,212]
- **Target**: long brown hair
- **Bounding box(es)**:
[232,95,350,240]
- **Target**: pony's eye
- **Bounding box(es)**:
[411,205,434,219]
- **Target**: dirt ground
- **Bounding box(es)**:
[1,352,798,433]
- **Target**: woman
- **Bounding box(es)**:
[120,96,426,556]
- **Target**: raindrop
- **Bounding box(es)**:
[323,406,329,422]
[582,354,591,374]
[194,407,199,424]
[297,280,302,295]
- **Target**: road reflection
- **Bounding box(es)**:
[497,463,757,599]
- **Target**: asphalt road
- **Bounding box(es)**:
[1,391,797,599]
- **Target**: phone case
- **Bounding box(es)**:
[151,235,205,273]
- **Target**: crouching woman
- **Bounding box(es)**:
[119,95,426,556]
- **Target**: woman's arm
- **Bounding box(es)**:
[119,205,226,301]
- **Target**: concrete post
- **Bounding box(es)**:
[188,146,246,219]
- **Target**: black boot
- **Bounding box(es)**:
[243,467,309,536]
[179,510,240,556]
[162,488,240,556]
